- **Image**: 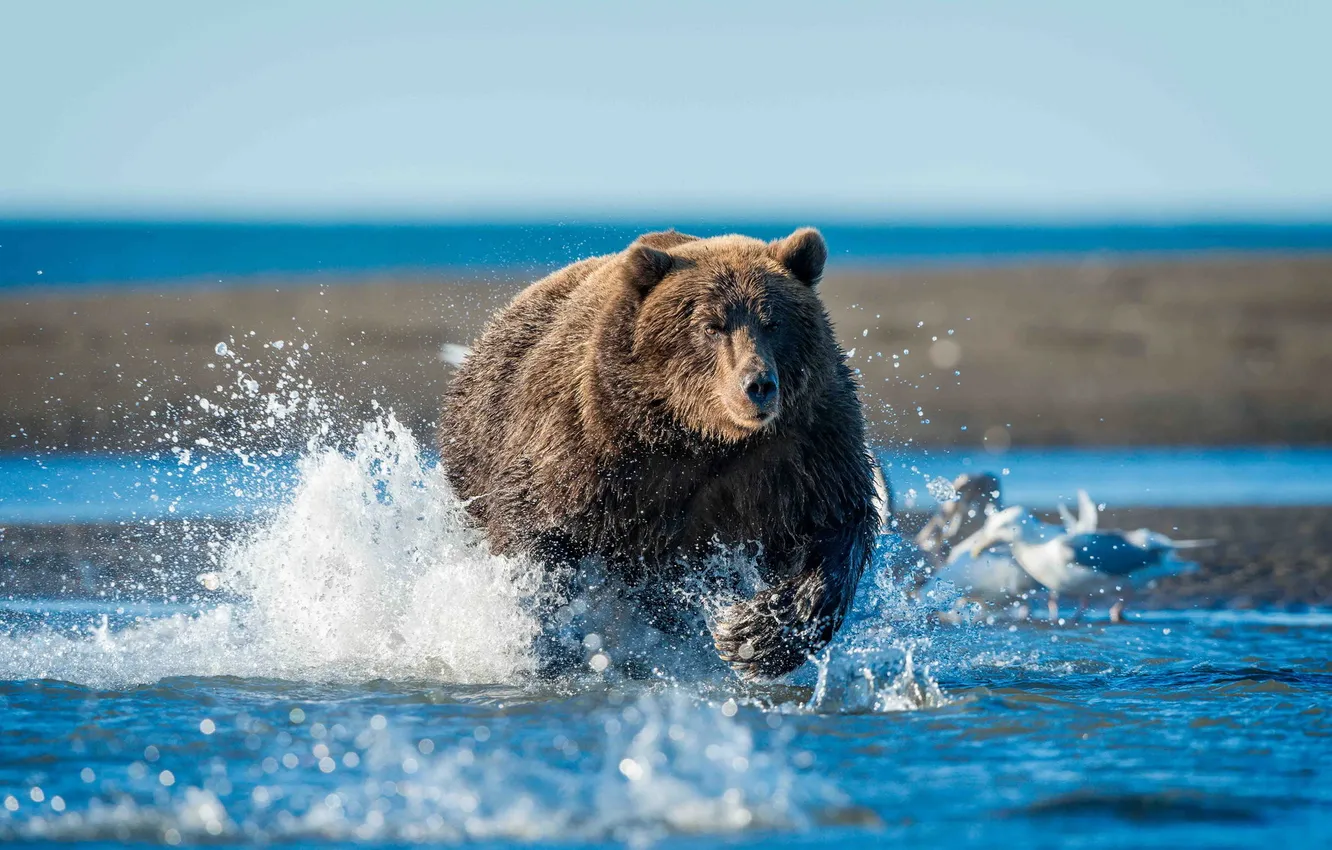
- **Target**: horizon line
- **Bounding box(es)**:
[5,214,1332,229]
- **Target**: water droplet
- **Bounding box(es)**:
[619,758,644,781]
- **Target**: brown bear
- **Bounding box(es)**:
[438,228,877,680]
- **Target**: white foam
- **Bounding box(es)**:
[0,415,545,689]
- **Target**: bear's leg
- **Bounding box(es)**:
[529,530,587,679]
[711,521,873,681]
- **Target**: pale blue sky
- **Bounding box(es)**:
[2,0,1328,219]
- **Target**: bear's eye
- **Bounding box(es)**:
[703,323,723,339]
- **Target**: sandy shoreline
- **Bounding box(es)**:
[2,252,1330,452]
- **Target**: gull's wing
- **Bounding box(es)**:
[1129,553,1201,583]
[1057,501,1078,532]
[929,546,1035,601]
[945,527,987,565]
[1122,528,1216,550]
[1076,490,1099,533]
[1064,531,1158,576]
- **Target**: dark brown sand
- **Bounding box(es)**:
[4,507,1330,608]
[2,253,1330,451]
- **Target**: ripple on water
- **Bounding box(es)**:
[0,687,859,845]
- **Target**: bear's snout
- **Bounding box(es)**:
[743,369,779,413]
[717,320,783,431]
[726,358,780,429]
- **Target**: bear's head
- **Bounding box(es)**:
[610,227,835,443]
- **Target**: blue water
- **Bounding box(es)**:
[4,220,1332,288]
[0,417,1329,847]
[1,332,1329,850]
[4,446,1331,526]
[880,446,1332,510]
[1,600,1329,847]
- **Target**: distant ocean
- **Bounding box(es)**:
[3,220,1332,289]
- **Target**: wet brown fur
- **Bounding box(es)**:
[438,228,876,679]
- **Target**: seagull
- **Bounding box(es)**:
[914,472,1002,561]
[962,496,1211,622]
[916,473,1040,612]
[923,544,1036,611]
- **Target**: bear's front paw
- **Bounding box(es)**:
[711,588,816,681]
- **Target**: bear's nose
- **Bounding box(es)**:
[744,372,778,409]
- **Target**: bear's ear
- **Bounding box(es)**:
[623,244,675,294]
[634,229,699,251]
[769,227,827,286]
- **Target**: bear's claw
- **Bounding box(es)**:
[712,586,827,681]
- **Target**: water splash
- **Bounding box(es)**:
[0,415,545,689]
[2,331,956,707]
[1,420,956,710]
[804,531,952,712]
[217,415,545,684]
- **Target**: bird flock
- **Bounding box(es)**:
[877,469,1211,623]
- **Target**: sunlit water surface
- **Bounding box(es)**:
[2,417,1330,847]
[3,607,1329,848]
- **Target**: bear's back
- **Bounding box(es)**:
[439,253,619,547]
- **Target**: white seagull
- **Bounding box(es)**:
[962,495,1211,622]
[914,472,1003,561]
[917,473,1040,611]
[924,544,1036,610]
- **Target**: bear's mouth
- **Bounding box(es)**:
[725,401,781,433]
